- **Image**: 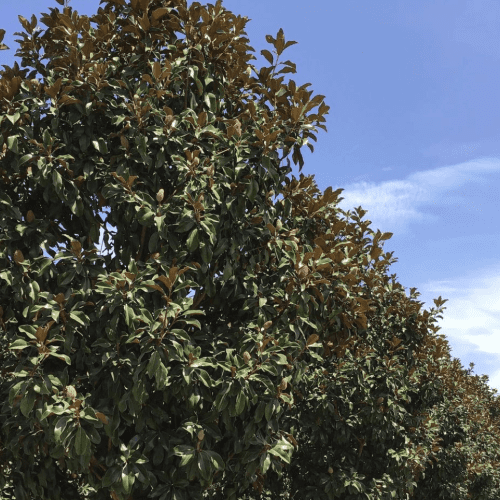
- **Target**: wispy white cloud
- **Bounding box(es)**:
[328,156,500,235]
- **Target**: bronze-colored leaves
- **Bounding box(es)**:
[14,250,24,264]
[0,28,7,49]
[261,49,274,65]
[306,334,319,346]
[70,240,82,256]
[54,293,66,304]
[197,111,207,127]
[156,275,173,290]
[18,15,38,35]
[35,321,55,343]
[226,119,241,139]
[297,265,309,279]
[151,7,169,24]
[26,210,35,223]
[95,412,109,425]
[313,245,322,260]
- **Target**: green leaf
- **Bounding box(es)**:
[69,311,89,326]
[174,445,196,457]
[59,268,77,286]
[261,453,271,474]
[153,445,164,466]
[182,366,193,385]
[155,215,165,232]
[204,93,217,113]
[137,134,147,157]
[79,135,90,151]
[148,231,159,253]
[235,390,247,415]
[214,383,231,411]
[179,447,196,467]
[102,465,121,487]
[75,426,90,455]
[48,352,71,364]
[9,381,24,405]
[121,469,135,494]
[54,415,72,443]
[9,339,29,350]
[204,450,225,471]
[200,241,213,264]
[37,257,53,277]
[147,351,160,378]
[186,227,199,252]
[0,270,12,286]
[18,153,33,167]
[6,111,20,124]
[176,217,196,233]
[52,170,63,193]
[124,304,135,328]
[92,138,108,154]
[182,309,206,317]
[42,128,52,147]
[113,114,126,126]
[199,220,216,245]
[265,399,275,421]
[268,438,293,464]
[222,262,233,281]
[7,136,19,154]
[254,401,266,423]
[71,197,84,217]
[247,178,259,201]
[20,389,36,417]
[136,207,155,226]
[132,377,146,404]
[198,450,211,481]
[196,369,213,388]
[154,361,169,388]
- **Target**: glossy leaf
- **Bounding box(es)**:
[75,426,90,456]
[1,1,498,499]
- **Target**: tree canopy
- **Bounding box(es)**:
[1,1,499,499]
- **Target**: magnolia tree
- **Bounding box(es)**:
[1,1,499,499]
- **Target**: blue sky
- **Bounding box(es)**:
[2,0,500,398]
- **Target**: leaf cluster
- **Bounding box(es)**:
[0,1,499,499]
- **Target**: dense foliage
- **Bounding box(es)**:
[0,0,499,499]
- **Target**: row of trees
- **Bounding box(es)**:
[1,0,499,498]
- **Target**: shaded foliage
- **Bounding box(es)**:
[0,0,499,499]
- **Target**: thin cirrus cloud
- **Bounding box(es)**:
[327,156,499,237]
